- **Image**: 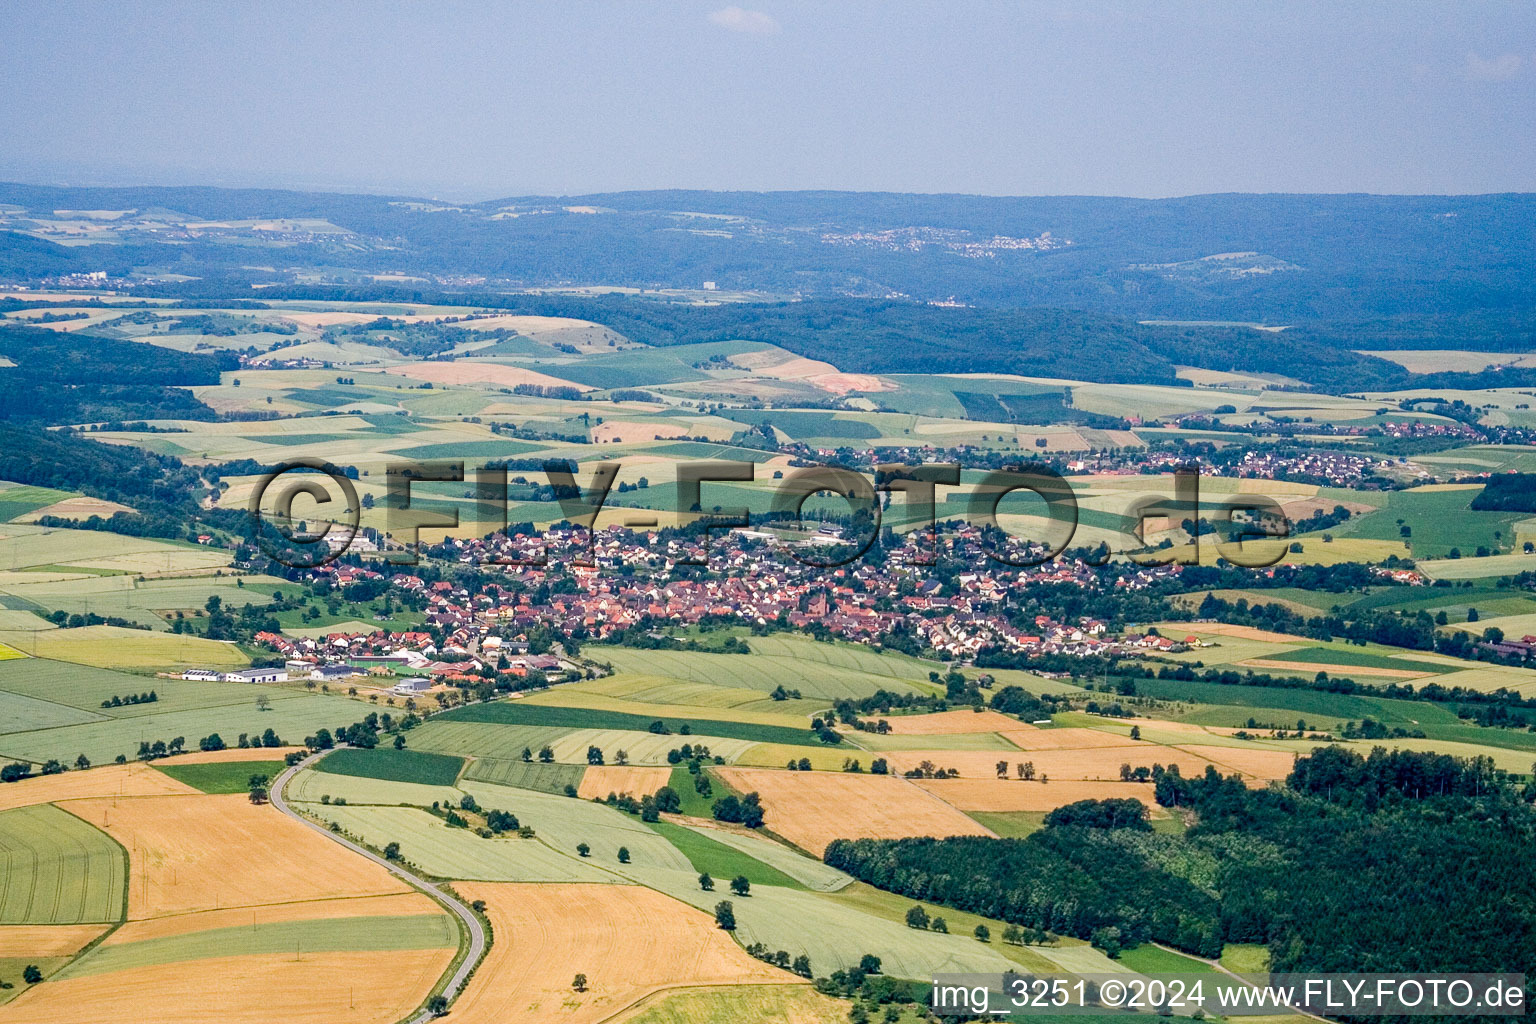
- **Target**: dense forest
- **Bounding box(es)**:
[3,184,1535,322]
[0,323,230,422]
[827,745,1535,1018]
[1470,473,1536,513]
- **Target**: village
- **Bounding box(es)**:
[225,522,1201,695]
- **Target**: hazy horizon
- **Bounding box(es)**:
[4,1,1534,200]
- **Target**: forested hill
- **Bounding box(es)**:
[2,183,1535,323]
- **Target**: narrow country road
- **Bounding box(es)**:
[269,750,486,1024]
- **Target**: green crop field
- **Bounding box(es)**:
[645,819,807,890]
[0,662,369,765]
[1137,677,1462,726]
[405,720,578,762]
[1336,486,1528,558]
[437,700,817,746]
[313,803,621,882]
[315,747,465,786]
[1115,943,1217,976]
[0,804,125,924]
[669,822,852,892]
[1260,646,1458,674]
[56,914,456,979]
[461,757,585,793]
[668,765,724,817]
[154,759,288,794]
[599,641,933,701]
[285,767,464,808]
[0,485,75,523]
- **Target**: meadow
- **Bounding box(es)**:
[153,759,289,794]
[315,747,466,786]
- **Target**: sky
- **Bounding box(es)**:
[2,1,1533,200]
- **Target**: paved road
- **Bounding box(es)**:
[269,750,486,1023]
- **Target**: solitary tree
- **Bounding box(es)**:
[577,842,591,857]
[23,964,43,984]
[617,846,631,864]
[932,916,949,933]
[572,973,588,992]
[74,753,90,771]
[699,872,715,891]
[714,900,736,930]
[426,994,448,1015]
[974,924,991,943]
[255,694,272,713]
[383,841,401,861]
[996,760,1009,779]
[905,905,929,929]
[859,953,882,974]
[1130,725,1141,741]
[730,875,751,896]
[538,745,555,763]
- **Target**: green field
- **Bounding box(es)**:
[306,803,619,882]
[645,819,808,890]
[56,913,456,979]
[668,764,723,817]
[460,757,585,793]
[1137,677,1463,727]
[315,747,466,786]
[0,659,369,765]
[0,804,125,924]
[1260,646,1458,674]
[1336,486,1527,558]
[436,700,817,746]
[968,811,1047,838]
[599,638,934,701]
[0,485,75,522]
[1117,943,1217,975]
[669,822,852,892]
[154,759,288,794]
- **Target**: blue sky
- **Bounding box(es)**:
[2,1,1532,198]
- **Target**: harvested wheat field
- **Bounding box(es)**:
[713,768,992,855]
[384,360,592,391]
[98,892,442,946]
[0,924,107,958]
[914,778,1165,813]
[449,882,797,1024]
[592,420,688,443]
[578,765,673,801]
[1000,727,1142,751]
[809,372,893,394]
[0,949,453,1024]
[13,497,135,523]
[154,746,307,765]
[0,763,195,812]
[884,747,1226,783]
[1181,623,1303,644]
[865,709,1026,735]
[1176,744,1298,780]
[62,794,409,919]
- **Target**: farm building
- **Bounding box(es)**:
[219,667,288,684]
